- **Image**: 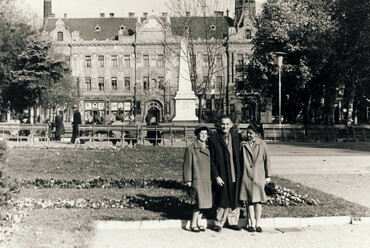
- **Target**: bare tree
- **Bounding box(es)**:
[166,0,228,122]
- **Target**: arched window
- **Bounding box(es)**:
[57,31,63,41]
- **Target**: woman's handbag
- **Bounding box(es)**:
[179,186,197,205]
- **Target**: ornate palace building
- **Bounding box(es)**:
[43,0,271,123]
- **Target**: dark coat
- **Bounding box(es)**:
[183,140,212,209]
[208,131,241,209]
[54,114,65,137]
[73,110,82,126]
[240,138,271,203]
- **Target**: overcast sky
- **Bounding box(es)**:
[21,0,265,19]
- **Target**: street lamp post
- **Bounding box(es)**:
[275,52,286,125]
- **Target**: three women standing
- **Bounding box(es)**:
[183,126,212,232]
[239,123,271,233]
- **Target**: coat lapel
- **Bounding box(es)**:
[194,140,209,157]
[252,138,261,161]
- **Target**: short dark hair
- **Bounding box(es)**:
[220,115,233,122]
[247,122,261,133]
[194,126,209,136]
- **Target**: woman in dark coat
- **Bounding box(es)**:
[240,123,271,233]
[183,126,212,232]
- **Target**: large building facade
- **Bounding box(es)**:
[43,0,271,124]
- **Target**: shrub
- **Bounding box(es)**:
[0,141,16,206]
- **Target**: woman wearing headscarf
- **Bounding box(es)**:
[183,126,212,232]
[239,122,271,233]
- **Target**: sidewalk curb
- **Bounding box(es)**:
[95,216,370,231]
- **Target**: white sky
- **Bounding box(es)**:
[20,0,265,19]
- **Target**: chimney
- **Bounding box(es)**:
[43,0,52,19]
[185,11,190,17]
[214,11,223,17]
[162,12,168,18]
[64,13,67,18]
[129,12,135,18]
[100,13,105,18]
[143,12,148,18]
[109,13,114,17]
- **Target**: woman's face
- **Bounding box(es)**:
[246,129,257,142]
[197,130,208,142]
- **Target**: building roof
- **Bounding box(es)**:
[44,15,232,41]
[44,17,137,40]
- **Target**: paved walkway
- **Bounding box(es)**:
[91,224,370,248]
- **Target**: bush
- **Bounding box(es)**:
[0,141,16,206]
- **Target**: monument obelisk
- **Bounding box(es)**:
[172,37,198,122]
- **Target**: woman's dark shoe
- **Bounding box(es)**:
[256,226,263,233]
[197,225,206,232]
[213,226,222,232]
[190,226,200,232]
[246,226,256,232]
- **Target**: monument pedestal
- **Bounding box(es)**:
[172,93,198,122]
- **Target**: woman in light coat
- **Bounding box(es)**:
[183,126,212,232]
[240,123,271,233]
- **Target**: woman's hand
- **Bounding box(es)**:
[265,177,271,185]
[185,182,192,187]
[216,177,224,186]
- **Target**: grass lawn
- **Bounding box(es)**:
[2,147,370,248]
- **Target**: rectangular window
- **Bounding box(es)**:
[143,76,149,90]
[111,55,117,68]
[85,77,91,91]
[202,54,209,67]
[203,76,209,86]
[86,56,91,67]
[216,54,222,66]
[190,54,196,67]
[124,55,130,67]
[216,76,222,90]
[143,54,149,67]
[98,55,104,67]
[124,77,131,91]
[57,32,64,41]
[157,54,164,67]
[245,29,252,39]
[237,54,244,66]
[158,76,164,89]
[111,77,117,90]
[98,77,104,91]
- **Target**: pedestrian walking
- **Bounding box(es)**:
[208,115,242,232]
[183,126,212,232]
[239,122,271,233]
[71,105,82,144]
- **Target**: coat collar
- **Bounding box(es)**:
[241,137,261,161]
[193,139,209,156]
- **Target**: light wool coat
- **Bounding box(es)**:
[183,140,212,209]
[240,137,271,203]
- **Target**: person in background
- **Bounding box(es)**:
[71,105,81,144]
[208,115,242,232]
[239,122,271,233]
[146,116,162,146]
[183,126,212,232]
[54,111,65,141]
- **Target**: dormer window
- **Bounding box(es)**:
[210,24,216,31]
[245,29,252,39]
[119,25,126,31]
[57,31,63,41]
[95,25,101,32]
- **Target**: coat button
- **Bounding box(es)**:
[250,166,253,168]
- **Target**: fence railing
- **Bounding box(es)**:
[1,123,369,145]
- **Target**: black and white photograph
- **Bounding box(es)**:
[0,0,369,247]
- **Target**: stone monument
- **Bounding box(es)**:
[172,37,198,122]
